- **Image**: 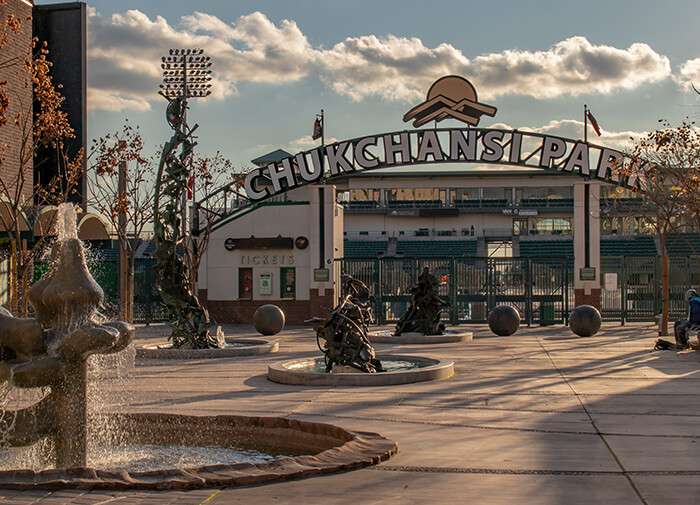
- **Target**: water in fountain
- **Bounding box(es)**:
[1,203,296,474]
[55,202,78,241]
[0,380,53,471]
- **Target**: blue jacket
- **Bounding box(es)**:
[689,296,700,325]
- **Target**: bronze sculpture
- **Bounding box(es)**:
[309,274,382,373]
[395,267,451,336]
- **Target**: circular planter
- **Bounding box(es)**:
[0,413,397,490]
[268,354,454,386]
[136,337,279,359]
[368,329,473,344]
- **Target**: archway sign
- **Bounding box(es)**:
[242,75,639,310]
[244,75,640,201]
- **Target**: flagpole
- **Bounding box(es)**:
[582,104,590,269]
[317,109,325,272]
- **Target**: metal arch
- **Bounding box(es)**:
[196,127,641,233]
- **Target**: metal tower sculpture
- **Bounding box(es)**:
[154,48,220,348]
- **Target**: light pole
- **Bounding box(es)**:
[159,49,212,239]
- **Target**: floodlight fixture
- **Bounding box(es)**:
[159,47,213,101]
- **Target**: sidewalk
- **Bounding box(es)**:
[2,322,699,504]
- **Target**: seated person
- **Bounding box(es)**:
[674,289,700,349]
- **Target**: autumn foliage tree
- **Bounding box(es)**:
[625,120,700,335]
[184,151,242,293]
[0,1,83,315]
[88,122,155,322]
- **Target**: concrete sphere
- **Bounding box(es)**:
[569,305,602,337]
[488,305,520,336]
[253,304,285,336]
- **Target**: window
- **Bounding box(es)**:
[462,188,480,200]
[532,218,572,235]
[634,216,655,235]
[483,187,506,201]
[601,217,631,235]
[547,187,572,200]
[349,189,379,202]
[386,188,414,201]
[513,218,528,236]
[414,188,437,200]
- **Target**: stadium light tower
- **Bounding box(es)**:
[159,48,212,99]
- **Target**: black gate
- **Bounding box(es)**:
[336,256,570,325]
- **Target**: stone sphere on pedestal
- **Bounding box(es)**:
[488,305,520,336]
[253,304,285,336]
[569,305,602,337]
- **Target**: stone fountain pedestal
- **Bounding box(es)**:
[0,205,134,468]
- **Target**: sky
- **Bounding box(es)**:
[34,0,700,173]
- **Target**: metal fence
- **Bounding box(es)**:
[600,255,700,323]
[22,254,699,326]
[337,255,698,325]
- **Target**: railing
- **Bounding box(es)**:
[343,197,578,214]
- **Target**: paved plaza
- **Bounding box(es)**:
[2,322,700,504]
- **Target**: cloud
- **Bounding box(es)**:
[286,135,339,152]
[676,58,700,91]
[492,119,647,150]
[87,10,315,111]
[470,38,670,99]
[317,36,671,102]
[86,9,673,111]
[87,88,152,112]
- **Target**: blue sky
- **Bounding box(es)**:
[35,0,700,172]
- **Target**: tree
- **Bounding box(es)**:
[625,120,700,335]
[88,122,155,323]
[661,122,700,252]
[184,152,244,293]
[0,2,83,315]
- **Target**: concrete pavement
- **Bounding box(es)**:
[1,322,699,504]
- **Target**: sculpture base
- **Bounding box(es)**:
[369,329,473,344]
[136,338,278,359]
[268,355,454,386]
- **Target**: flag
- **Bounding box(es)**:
[312,117,323,140]
[187,175,194,199]
[587,111,601,136]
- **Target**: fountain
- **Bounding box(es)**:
[0,203,134,468]
[0,204,396,489]
[268,273,454,386]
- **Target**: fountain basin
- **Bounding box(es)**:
[268,355,454,386]
[136,338,279,359]
[368,329,473,344]
[0,413,397,490]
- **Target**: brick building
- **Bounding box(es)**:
[0,0,87,210]
[0,0,34,204]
